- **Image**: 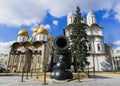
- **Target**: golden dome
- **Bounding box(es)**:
[18,29,29,37]
[37,27,48,35]
[48,35,53,41]
[32,27,38,33]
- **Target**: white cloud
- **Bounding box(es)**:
[43,24,51,30]
[0,0,120,26]
[40,24,51,30]
[114,40,120,46]
[53,20,59,26]
[0,0,47,27]
[0,41,15,54]
[30,24,51,32]
[114,3,120,22]
[103,12,110,18]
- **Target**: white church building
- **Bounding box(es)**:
[64,10,112,71]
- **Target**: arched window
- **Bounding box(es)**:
[70,16,72,23]
[38,56,41,63]
[97,44,100,51]
[23,37,25,42]
[21,55,24,63]
[88,44,91,51]
[43,35,45,41]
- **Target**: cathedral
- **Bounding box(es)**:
[64,10,112,71]
[7,26,54,72]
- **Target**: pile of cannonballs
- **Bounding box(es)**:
[51,60,73,80]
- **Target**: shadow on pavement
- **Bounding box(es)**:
[89,75,112,79]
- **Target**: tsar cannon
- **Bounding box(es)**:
[51,35,73,80]
[54,35,72,68]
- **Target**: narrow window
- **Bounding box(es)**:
[97,44,100,51]
[43,35,45,41]
[23,37,25,42]
[88,44,91,51]
[38,56,40,63]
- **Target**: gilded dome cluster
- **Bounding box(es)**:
[17,26,53,42]
[18,26,48,37]
[32,27,48,35]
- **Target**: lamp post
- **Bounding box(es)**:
[31,68,33,78]
[21,49,25,82]
[26,66,29,79]
[21,66,24,82]
[21,48,32,81]
[87,62,90,78]
[43,43,48,85]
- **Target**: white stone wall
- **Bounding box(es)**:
[87,55,112,71]
[17,36,28,42]
[86,28,91,35]
[36,34,47,42]
[32,32,37,42]
[91,27,102,36]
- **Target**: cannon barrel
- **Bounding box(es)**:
[51,35,72,80]
[54,35,69,53]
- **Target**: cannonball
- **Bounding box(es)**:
[54,70,66,80]
[50,71,56,79]
[56,61,66,70]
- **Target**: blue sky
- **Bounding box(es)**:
[0,0,120,53]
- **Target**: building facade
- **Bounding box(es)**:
[64,10,112,71]
[7,26,53,72]
[0,54,8,69]
[112,48,120,71]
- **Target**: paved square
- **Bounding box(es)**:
[0,74,120,86]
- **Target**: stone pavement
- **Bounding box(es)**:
[0,74,120,86]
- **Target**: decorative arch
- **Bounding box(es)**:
[32,41,43,48]
[11,42,21,50]
[97,43,101,51]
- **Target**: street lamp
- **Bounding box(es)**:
[21,48,32,81]
[43,42,48,85]
[21,49,25,82]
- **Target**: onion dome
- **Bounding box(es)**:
[37,27,48,35]
[87,10,96,26]
[48,35,53,41]
[32,27,38,33]
[18,29,29,37]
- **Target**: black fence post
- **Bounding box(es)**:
[21,67,24,82]
[31,68,33,78]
